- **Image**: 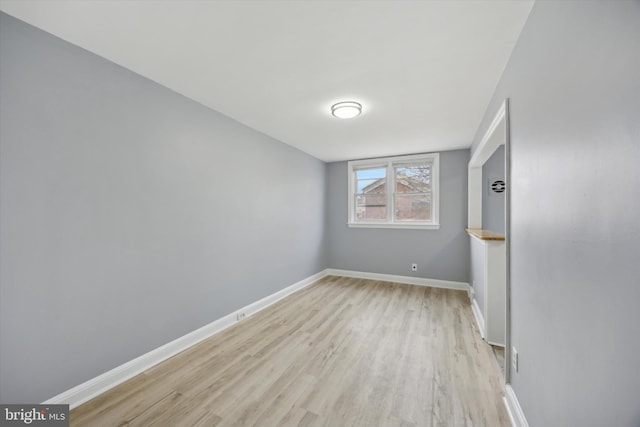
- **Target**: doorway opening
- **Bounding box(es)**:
[467,99,510,382]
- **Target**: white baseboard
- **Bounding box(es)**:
[326,269,470,291]
[43,269,328,409]
[44,268,469,409]
[471,297,485,339]
[504,384,529,427]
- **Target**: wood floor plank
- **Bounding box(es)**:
[71,276,509,426]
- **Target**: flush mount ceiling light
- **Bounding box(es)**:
[331,101,362,119]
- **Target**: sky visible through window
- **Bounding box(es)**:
[356,168,385,193]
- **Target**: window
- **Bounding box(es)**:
[348,153,439,229]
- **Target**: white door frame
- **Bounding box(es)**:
[468,99,511,382]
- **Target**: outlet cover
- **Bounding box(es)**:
[512,347,519,372]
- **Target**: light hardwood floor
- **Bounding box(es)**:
[492,345,506,378]
[71,276,510,427]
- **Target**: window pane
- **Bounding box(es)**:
[395,165,430,193]
[356,194,387,220]
[355,167,386,194]
[394,194,431,221]
[354,167,387,221]
[348,153,439,227]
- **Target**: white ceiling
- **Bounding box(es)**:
[0,0,533,162]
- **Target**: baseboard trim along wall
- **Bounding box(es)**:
[43,270,328,409]
[44,269,470,408]
[326,269,470,291]
[504,384,530,427]
[471,297,486,339]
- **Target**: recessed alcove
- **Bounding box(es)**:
[467,100,509,379]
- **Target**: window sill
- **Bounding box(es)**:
[348,222,441,230]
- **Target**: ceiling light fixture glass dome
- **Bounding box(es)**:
[331,101,362,119]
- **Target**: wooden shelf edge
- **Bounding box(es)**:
[465,228,505,241]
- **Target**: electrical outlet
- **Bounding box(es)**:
[512,347,519,372]
[411,263,418,271]
[236,311,246,321]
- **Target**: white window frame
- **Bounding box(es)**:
[347,153,440,229]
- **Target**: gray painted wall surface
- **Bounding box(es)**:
[471,2,640,426]
[482,145,505,234]
[0,13,327,403]
[326,149,469,283]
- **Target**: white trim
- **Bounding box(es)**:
[43,270,328,409]
[347,152,440,229]
[504,384,530,427]
[468,100,507,229]
[326,269,469,291]
[238,270,326,318]
[467,284,475,301]
[471,297,485,338]
[347,222,440,230]
[469,235,506,347]
[470,100,507,167]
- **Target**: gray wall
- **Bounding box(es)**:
[0,13,327,403]
[326,149,469,283]
[482,145,505,234]
[470,2,640,426]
